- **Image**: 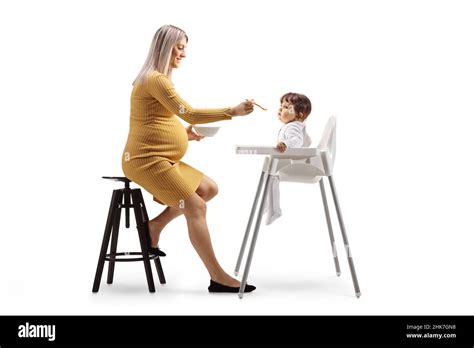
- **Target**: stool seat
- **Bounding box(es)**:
[92,176,166,293]
[102,176,131,184]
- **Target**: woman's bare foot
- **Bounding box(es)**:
[148,219,164,247]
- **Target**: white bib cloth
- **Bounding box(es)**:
[264,121,312,225]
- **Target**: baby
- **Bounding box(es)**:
[264,92,312,225]
[276,92,312,152]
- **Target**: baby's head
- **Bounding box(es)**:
[278,92,312,124]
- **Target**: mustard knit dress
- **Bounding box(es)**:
[122,71,232,207]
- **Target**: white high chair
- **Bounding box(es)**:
[234,116,361,298]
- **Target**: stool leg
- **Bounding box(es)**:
[328,175,361,298]
[92,190,121,292]
[136,190,167,284]
[319,178,341,276]
[154,258,166,284]
[131,189,156,293]
[124,187,131,228]
[136,189,151,244]
[107,195,123,284]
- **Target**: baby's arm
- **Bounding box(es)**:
[277,124,304,152]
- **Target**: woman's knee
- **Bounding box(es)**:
[197,176,219,201]
[181,193,207,218]
[206,180,218,200]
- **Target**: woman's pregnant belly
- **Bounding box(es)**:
[123,116,188,164]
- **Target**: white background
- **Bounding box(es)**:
[1,0,474,315]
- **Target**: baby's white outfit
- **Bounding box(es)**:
[264,121,311,225]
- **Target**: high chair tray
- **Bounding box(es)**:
[235,145,319,159]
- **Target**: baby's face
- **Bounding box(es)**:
[278,100,296,124]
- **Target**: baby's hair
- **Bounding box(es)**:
[280,92,312,121]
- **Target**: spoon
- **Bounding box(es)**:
[246,99,268,111]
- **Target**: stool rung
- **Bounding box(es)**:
[118,204,135,208]
[105,252,159,262]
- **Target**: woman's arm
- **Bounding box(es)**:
[147,72,233,124]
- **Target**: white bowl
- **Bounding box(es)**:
[193,126,220,137]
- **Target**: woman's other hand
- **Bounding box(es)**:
[186,125,204,141]
[230,99,254,116]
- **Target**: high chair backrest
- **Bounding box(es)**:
[317,116,337,176]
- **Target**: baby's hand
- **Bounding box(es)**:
[277,142,287,153]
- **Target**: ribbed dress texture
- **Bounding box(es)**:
[122,71,232,206]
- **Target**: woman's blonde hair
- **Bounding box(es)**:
[133,25,188,85]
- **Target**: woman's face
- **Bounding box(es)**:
[278,100,297,123]
[170,38,187,69]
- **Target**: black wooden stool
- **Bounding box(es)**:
[92,176,166,293]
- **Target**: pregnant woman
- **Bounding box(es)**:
[122,25,256,293]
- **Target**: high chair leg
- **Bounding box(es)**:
[328,175,361,298]
[319,178,341,276]
[235,157,270,276]
[239,158,278,298]
[239,174,272,298]
[234,171,268,276]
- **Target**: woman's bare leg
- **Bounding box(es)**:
[148,206,181,247]
[148,175,219,247]
[181,192,240,287]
